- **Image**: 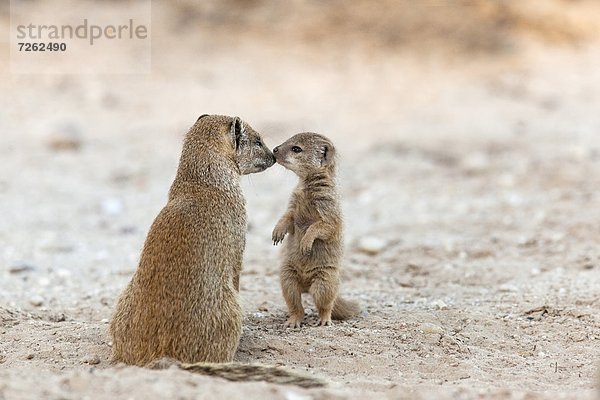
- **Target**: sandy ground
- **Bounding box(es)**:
[1,1,599,399]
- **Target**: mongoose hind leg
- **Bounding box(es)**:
[280,267,305,328]
[309,269,338,326]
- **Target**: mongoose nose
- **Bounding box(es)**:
[273,146,279,153]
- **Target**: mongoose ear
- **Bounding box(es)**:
[320,144,335,166]
[230,117,246,150]
[196,114,209,122]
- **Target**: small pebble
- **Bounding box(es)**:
[419,323,444,334]
[357,237,387,255]
[431,300,448,310]
[498,284,518,293]
[29,295,44,307]
[82,355,101,365]
[49,313,66,322]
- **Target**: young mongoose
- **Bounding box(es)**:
[110,115,275,365]
[272,133,360,328]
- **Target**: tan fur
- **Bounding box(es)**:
[272,133,360,328]
[109,115,275,365]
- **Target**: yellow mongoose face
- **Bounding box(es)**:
[195,114,275,175]
[272,132,336,177]
[231,117,276,174]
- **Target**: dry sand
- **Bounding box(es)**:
[0,1,599,399]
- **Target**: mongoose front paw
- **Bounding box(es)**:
[317,318,333,327]
[300,237,313,255]
[272,224,288,245]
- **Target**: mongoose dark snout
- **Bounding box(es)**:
[272,146,287,165]
[255,149,276,172]
[266,151,276,167]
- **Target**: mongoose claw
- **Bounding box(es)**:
[317,319,332,327]
[272,227,287,245]
[284,318,303,329]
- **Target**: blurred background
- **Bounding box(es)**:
[2,0,599,281]
[1,1,599,397]
[3,0,600,147]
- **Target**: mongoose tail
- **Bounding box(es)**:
[149,359,326,388]
[332,296,361,320]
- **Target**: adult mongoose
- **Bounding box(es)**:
[272,133,360,328]
[110,115,274,365]
[107,115,327,388]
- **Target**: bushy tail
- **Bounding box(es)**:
[332,296,361,320]
[149,359,326,388]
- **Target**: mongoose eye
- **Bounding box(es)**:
[254,140,262,147]
[291,146,302,153]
